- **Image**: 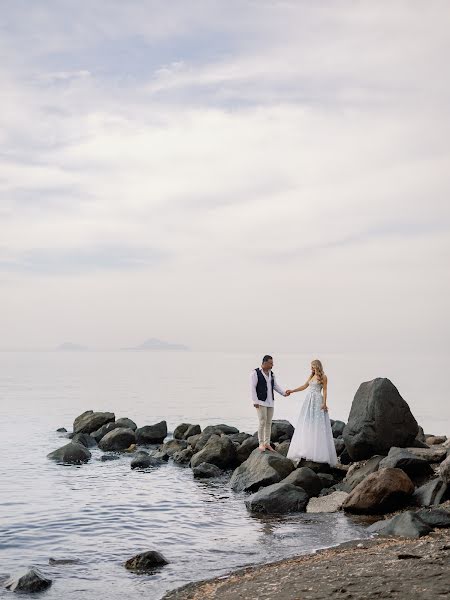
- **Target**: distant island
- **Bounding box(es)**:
[122,338,189,352]
[56,342,89,352]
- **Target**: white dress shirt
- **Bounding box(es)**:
[250,368,286,407]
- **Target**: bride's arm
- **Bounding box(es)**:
[321,375,328,411]
[289,378,311,393]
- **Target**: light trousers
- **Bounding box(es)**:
[256,405,274,446]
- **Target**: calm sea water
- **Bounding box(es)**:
[0,351,448,599]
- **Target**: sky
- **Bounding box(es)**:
[1,1,449,353]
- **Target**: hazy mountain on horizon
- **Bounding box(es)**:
[122,338,189,352]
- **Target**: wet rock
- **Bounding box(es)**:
[73,410,115,434]
[331,420,346,438]
[100,454,120,462]
[413,478,449,506]
[271,420,294,442]
[131,451,164,469]
[379,447,434,477]
[160,439,188,456]
[334,438,345,455]
[71,432,97,448]
[343,467,414,514]
[124,551,169,572]
[228,433,252,445]
[368,511,432,538]
[319,481,352,497]
[190,432,214,452]
[318,473,335,488]
[343,378,418,461]
[56,427,67,433]
[275,440,291,457]
[230,448,294,492]
[152,449,170,462]
[440,455,450,483]
[344,455,384,490]
[245,482,308,514]
[425,435,447,445]
[173,448,194,464]
[47,442,91,464]
[190,434,237,469]
[135,421,168,445]
[115,417,137,431]
[192,462,223,478]
[186,433,202,448]
[173,423,191,439]
[48,557,80,565]
[236,436,259,463]
[184,424,201,438]
[91,421,122,442]
[306,491,349,513]
[99,428,136,451]
[282,467,323,497]
[405,446,447,463]
[296,459,331,474]
[4,568,52,592]
[415,507,450,528]
[203,424,239,435]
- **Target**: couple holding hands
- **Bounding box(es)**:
[250,355,337,466]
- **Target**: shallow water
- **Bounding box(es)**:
[0,351,448,598]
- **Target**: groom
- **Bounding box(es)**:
[251,355,290,452]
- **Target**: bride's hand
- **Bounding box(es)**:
[285,390,292,396]
[321,403,328,412]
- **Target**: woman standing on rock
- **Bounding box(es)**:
[286,359,337,466]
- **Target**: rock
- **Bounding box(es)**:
[124,551,169,572]
[343,467,414,514]
[73,410,115,434]
[230,448,295,492]
[331,420,346,438]
[415,507,450,528]
[228,433,252,445]
[282,467,323,497]
[409,438,430,449]
[343,378,418,461]
[98,427,136,451]
[186,433,202,447]
[425,435,447,445]
[440,455,450,483]
[344,455,384,490]
[101,454,120,461]
[190,434,237,469]
[203,424,239,435]
[192,462,223,478]
[125,444,137,452]
[131,451,164,469]
[405,446,447,463]
[306,491,349,513]
[4,568,52,592]
[296,459,331,474]
[318,473,335,488]
[275,440,291,457]
[184,424,201,438]
[191,432,214,452]
[368,511,432,538]
[152,449,170,461]
[339,448,352,464]
[172,448,194,464]
[245,482,309,514]
[334,438,345,455]
[379,447,434,477]
[160,439,188,456]
[56,427,67,433]
[271,420,294,442]
[236,436,259,464]
[115,417,137,431]
[416,426,426,443]
[135,421,168,445]
[319,481,352,497]
[91,421,122,442]
[71,433,97,448]
[412,478,449,506]
[48,557,80,565]
[47,442,91,464]
[173,423,190,439]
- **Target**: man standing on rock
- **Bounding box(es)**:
[251,355,289,452]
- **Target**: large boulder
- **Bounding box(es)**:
[160,439,188,456]
[172,448,194,464]
[99,428,136,451]
[184,424,201,438]
[192,462,223,478]
[173,423,190,439]
[47,442,91,464]
[412,478,449,506]
[271,420,294,442]
[190,432,214,452]
[331,420,346,438]
[228,433,252,445]
[124,551,168,572]
[296,459,331,474]
[203,424,239,435]
[136,421,168,445]
[130,451,164,469]
[4,568,52,593]
[343,378,418,461]
[230,449,295,492]
[344,455,384,490]
[306,491,349,513]
[236,436,259,464]
[276,440,291,457]
[73,410,115,434]
[115,418,137,431]
[71,433,97,448]
[343,467,414,514]
[245,482,309,514]
[282,467,323,497]
[368,511,432,538]
[91,421,122,442]
[379,447,434,477]
[440,455,450,483]
[415,507,450,528]
[406,446,447,463]
[190,435,237,469]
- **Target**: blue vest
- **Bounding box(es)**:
[255,368,275,402]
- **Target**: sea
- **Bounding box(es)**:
[0,351,448,599]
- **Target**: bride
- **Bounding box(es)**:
[286,359,337,466]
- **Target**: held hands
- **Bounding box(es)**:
[285,390,292,396]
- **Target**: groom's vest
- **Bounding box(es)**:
[255,368,275,402]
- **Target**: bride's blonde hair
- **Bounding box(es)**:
[311,359,325,384]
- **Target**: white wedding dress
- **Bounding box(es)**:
[287,379,338,466]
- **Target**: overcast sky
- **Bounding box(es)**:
[1,1,449,353]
